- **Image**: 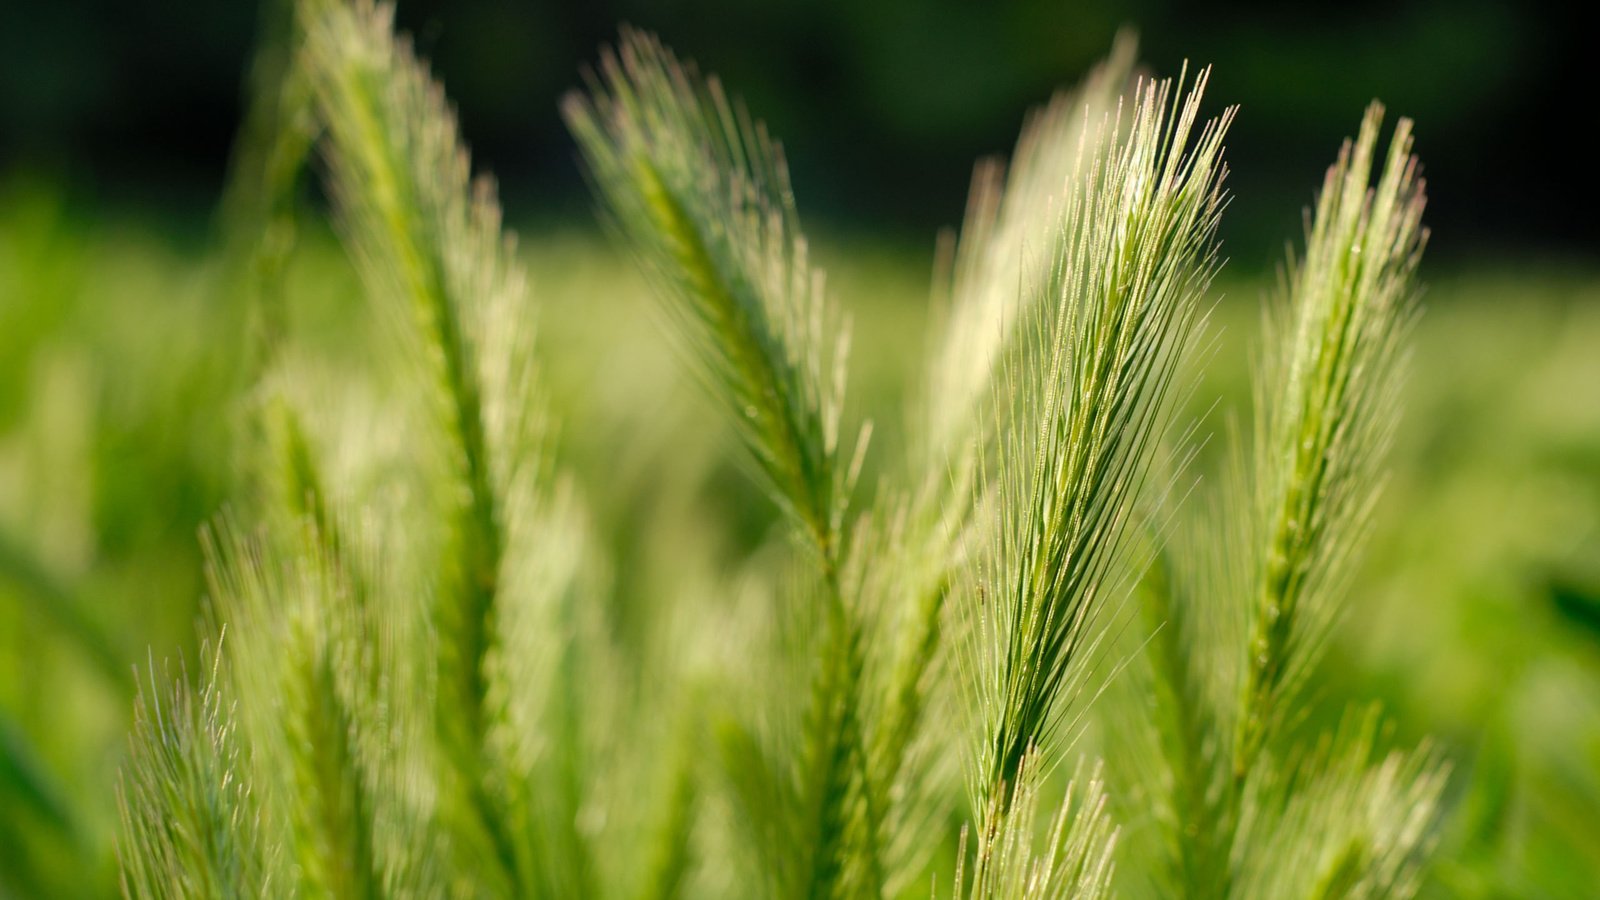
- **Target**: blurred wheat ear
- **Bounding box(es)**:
[299,0,553,890]
[121,0,585,894]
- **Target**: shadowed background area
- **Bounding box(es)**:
[2,1,1598,898]
[1,0,1594,265]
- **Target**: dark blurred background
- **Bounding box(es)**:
[1,0,1592,268]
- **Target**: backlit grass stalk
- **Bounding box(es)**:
[864,45,1142,878]
[563,32,857,572]
[300,0,552,890]
[116,648,274,898]
[1116,106,1443,900]
[963,69,1231,816]
[1236,104,1427,774]
[565,33,879,896]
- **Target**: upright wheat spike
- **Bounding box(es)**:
[566,31,884,897]
[1111,105,1443,900]
[842,40,1145,893]
[962,69,1232,818]
[1236,103,1427,774]
[301,0,553,891]
[117,647,275,898]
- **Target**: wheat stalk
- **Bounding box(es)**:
[1237,105,1427,768]
[300,0,559,890]
[566,33,886,897]
[1103,105,1445,900]
[960,67,1232,817]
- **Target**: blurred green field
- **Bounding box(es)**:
[2,174,1599,897]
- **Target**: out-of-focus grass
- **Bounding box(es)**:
[2,178,1598,896]
[1348,277,1600,898]
[0,184,246,898]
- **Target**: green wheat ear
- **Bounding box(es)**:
[956,755,1118,900]
[1237,104,1428,767]
[566,32,888,899]
[300,0,558,891]
[960,66,1232,818]
[835,40,1146,894]
[1224,103,1443,899]
[1102,105,1445,900]
[117,646,276,898]
[563,30,861,571]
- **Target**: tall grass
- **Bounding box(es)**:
[1100,104,1446,900]
[113,2,1450,897]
